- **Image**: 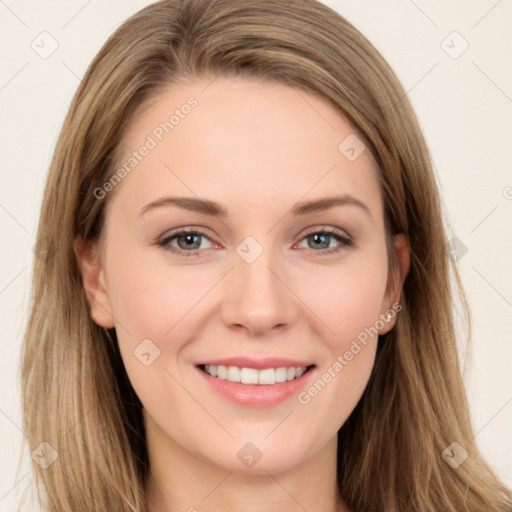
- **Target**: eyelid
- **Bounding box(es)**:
[299,225,352,242]
[155,225,211,241]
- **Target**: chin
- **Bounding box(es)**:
[220,451,305,476]
[198,435,317,476]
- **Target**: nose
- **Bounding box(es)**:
[220,248,297,337]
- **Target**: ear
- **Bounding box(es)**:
[378,233,410,334]
[74,236,115,328]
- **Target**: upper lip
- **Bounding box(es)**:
[196,357,315,370]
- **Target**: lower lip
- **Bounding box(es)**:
[196,366,316,407]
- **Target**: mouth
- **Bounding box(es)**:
[194,359,317,407]
[198,364,315,385]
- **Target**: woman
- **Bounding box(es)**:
[20,0,512,510]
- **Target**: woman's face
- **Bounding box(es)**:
[80,76,406,475]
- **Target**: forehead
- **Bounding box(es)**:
[110,77,382,220]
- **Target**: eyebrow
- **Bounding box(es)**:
[139,194,371,218]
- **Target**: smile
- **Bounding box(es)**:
[201,364,312,385]
[196,360,317,407]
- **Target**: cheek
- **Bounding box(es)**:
[299,255,388,352]
[106,254,200,342]
[293,255,387,414]
[106,260,200,426]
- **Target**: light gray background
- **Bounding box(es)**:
[1,0,511,509]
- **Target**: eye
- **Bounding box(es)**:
[157,228,216,256]
[295,226,353,255]
[155,226,353,256]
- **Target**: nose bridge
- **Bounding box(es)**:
[221,233,295,334]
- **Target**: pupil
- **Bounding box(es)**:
[180,234,200,249]
[311,233,329,249]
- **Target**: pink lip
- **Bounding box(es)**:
[195,357,314,370]
[195,362,317,408]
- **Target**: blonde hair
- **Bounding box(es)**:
[20,0,512,510]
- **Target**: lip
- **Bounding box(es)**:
[195,360,317,408]
[195,357,314,370]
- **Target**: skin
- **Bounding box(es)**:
[76,76,410,512]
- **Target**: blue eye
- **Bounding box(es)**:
[298,227,353,254]
[156,226,353,257]
[157,229,214,256]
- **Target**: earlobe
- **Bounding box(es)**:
[74,237,115,328]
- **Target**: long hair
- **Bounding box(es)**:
[20,0,512,510]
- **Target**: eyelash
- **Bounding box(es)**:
[155,226,353,257]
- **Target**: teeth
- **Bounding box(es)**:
[203,365,309,384]
[275,367,287,383]
[240,367,259,384]
[226,366,240,382]
[258,368,275,385]
[217,365,227,380]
